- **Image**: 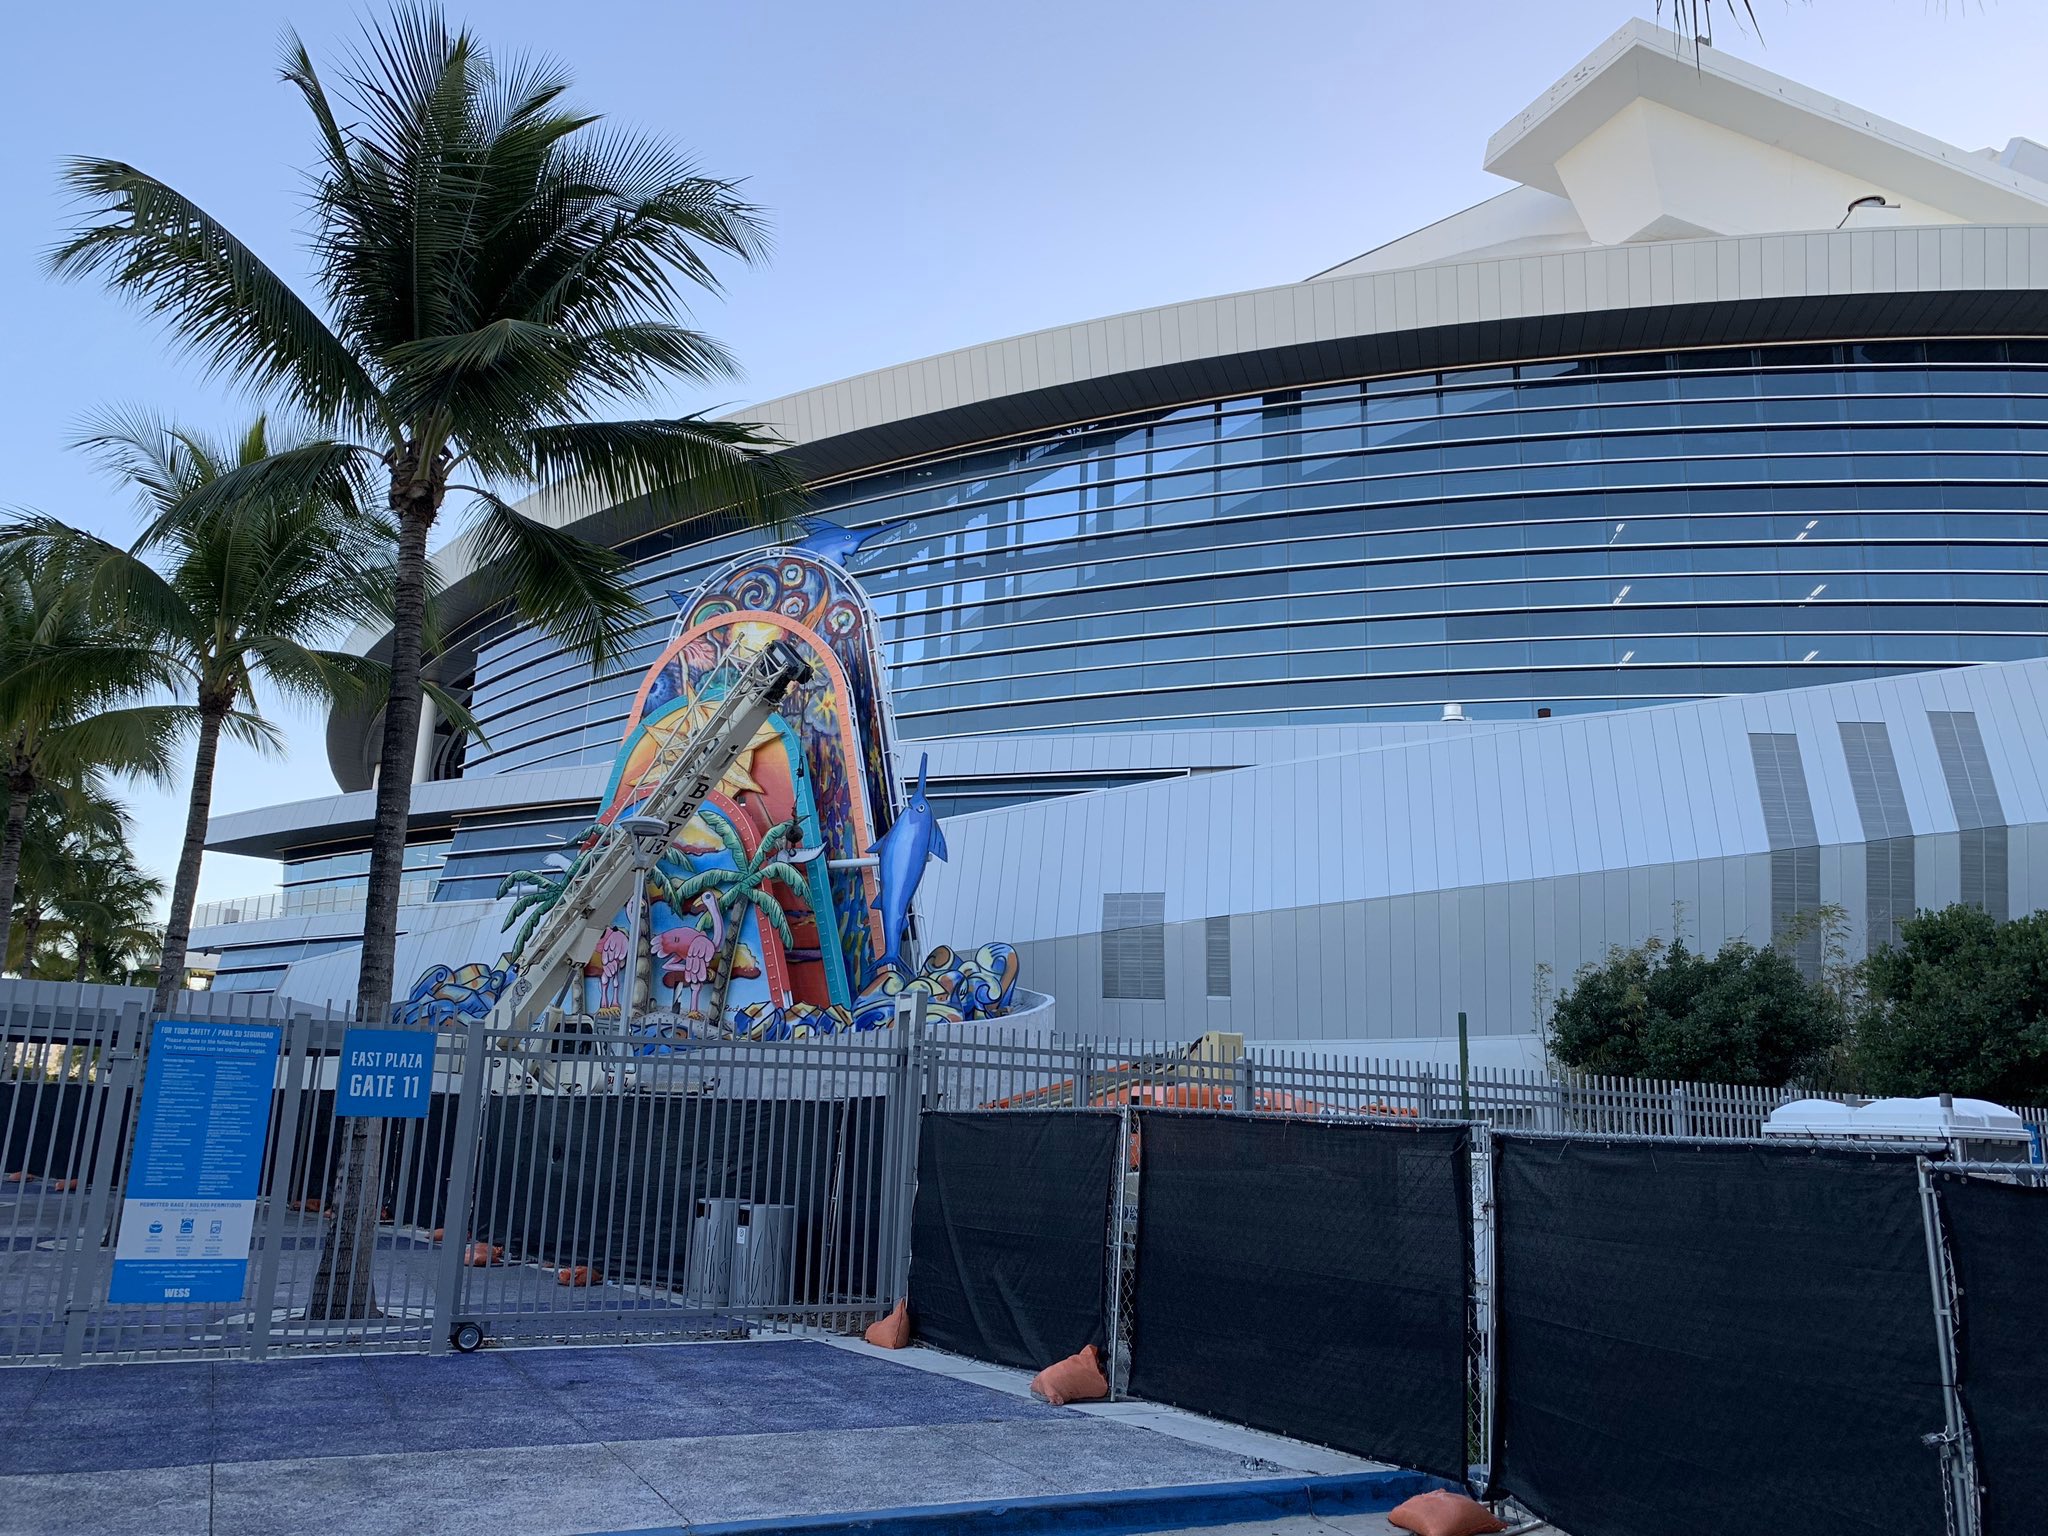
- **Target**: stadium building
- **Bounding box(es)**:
[193,21,2048,1057]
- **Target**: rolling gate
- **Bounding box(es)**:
[2,992,915,1365]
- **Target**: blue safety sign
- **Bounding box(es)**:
[333,1028,433,1119]
[109,1020,281,1305]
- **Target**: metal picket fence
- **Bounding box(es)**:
[6,984,2042,1386]
[2,984,920,1367]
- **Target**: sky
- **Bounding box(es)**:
[6,0,2048,909]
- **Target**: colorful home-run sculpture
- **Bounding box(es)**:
[399,542,1021,1042]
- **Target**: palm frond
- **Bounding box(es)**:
[129,438,380,551]
[0,513,194,658]
[743,886,795,947]
[50,160,389,436]
[72,404,223,517]
[459,488,643,667]
[244,638,388,711]
[220,708,288,757]
[33,704,190,788]
[420,678,485,745]
[523,416,804,532]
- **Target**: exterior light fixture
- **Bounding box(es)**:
[1837,194,1897,228]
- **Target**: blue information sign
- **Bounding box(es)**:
[109,1020,281,1305]
[334,1028,432,1119]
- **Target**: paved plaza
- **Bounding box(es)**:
[0,1336,1425,1536]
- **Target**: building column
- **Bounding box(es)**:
[411,692,440,785]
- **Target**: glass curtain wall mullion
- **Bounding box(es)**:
[449,342,2048,768]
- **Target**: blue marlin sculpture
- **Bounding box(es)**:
[867,752,947,974]
[795,515,911,569]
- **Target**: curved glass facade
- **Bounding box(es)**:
[459,339,2048,778]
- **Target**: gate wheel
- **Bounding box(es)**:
[450,1319,485,1353]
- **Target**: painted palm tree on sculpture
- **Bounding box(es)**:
[672,817,808,1030]
[494,823,603,956]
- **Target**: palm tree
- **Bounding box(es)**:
[7,412,398,1011]
[52,7,799,1317]
[674,817,809,1030]
[8,784,128,978]
[0,542,182,963]
[50,820,165,985]
[52,5,800,1029]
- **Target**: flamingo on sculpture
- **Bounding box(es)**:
[596,926,629,1010]
[658,892,726,1018]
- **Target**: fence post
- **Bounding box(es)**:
[1105,1106,1133,1400]
[877,991,927,1307]
[1670,1085,1692,1139]
[1420,1066,1439,1122]
[1915,1158,1980,1536]
[1457,1012,1471,1119]
[1235,1052,1257,1114]
[61,1000,146,1367]
[1470,1123,1497,1487]
[250,1008,316,1360]
[429,1014,490,1355]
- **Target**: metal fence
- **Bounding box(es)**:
[926,1029,2048,1139]
[189,877,438,930]
[4,985,2042,1386]
[2,984,917,1367]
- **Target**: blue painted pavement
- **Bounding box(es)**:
[0,1339,1336,1536]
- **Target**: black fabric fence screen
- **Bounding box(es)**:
[908,1111,1118,1371]
[1940,1173,2048,1536]
[470,1094,886,1302]
[3,1080,94,1180]
[1492,1138,1949,1536]
[1126,1111,1471,1482]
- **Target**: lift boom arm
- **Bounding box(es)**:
[487,639,813,1034]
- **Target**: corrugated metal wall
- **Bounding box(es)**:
[916,657,2048,1041]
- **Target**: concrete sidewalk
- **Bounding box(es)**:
[0,1336,1371,1536]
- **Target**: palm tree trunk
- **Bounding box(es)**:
[356,498,435,1016]
[706,910,741,1031]
[153,702,228,1013]
[0,769,31,965]
[74,942,90,983]
[313,477,436,1321]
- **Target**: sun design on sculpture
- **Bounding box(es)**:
[637,705,779,802]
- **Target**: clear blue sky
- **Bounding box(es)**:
[6,0,2045,907]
